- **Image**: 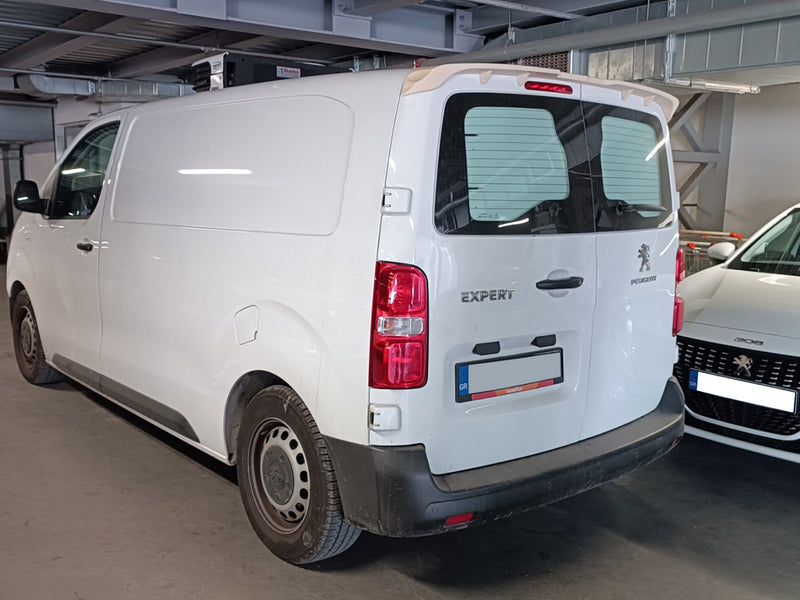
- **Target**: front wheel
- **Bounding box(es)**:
[236,385,360,564]
[11,290,63,385]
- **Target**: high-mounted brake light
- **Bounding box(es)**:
[369,262,428,389]
[673,248,685,336]
[524,81,573,94]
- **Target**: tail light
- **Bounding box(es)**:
[673,248,685,336]
[676,246,686,282]
[369,262,428,389]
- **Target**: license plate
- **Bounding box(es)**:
[456,349,563,403]
[689,369,797,413]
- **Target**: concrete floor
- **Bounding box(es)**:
[1,265,799,600]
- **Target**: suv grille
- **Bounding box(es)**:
[675,337,800,437]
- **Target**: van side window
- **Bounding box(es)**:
[51,122,119,220]
[600,117,661,207]
[464,107,569,223]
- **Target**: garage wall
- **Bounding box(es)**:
[24,141,56,186]
[724,83,800,237]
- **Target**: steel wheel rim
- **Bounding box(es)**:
[18,308,37,365]
[252,420,310,533]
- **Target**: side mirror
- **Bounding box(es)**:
[708,241,736,263]
[13,180,43,213]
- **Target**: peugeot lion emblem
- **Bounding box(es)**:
[638,244,651,272]
[733,355,753,378]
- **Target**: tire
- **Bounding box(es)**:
[236,385,360,564]
[11,290,63,385]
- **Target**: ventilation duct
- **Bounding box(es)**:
[517,52,571,73]
[15,74,193,101]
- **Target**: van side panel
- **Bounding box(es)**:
[113,97,353,235]
[314,75,408,444]
[99,72,405,455]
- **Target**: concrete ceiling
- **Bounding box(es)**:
[0,0,798,101]
[0,1,644,80]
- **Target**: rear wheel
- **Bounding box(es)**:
[236,385,360,564]
[11,290,63,385]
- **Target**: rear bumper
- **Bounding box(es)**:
[326,377,684,537]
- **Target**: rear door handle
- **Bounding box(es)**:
[76,242,93,252]
[536,276,584,290]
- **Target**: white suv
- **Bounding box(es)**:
[7,64,684,564]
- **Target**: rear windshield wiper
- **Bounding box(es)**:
[613,201,669,215]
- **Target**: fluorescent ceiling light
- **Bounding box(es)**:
[650,78,761,95]
[62,167,86,175]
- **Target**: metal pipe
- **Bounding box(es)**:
[0,65,188,88]
[425,0,800,65]
[467,0,581,20]
[0,20,333,65]
[0,65,174,85]
[2,144,14,234]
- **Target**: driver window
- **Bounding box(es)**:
[51,122,119,219]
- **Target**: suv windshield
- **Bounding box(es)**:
[729,208,800,275]
[434,93,671,235]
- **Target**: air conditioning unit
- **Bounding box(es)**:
[191,53,347,91]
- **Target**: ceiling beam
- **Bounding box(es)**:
[0,13,144,69]
[426,0,800,64]
[468,0,579,21]
[225,35,284,50]
[277,43,360,62]
[23,0,474,57]
[110,30,256,78]
[467,0,608,34]
[344,0,423,18]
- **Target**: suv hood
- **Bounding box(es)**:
[680,265,800,340]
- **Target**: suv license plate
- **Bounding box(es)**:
[456,349,563,403]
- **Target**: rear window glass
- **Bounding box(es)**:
[464,107,569,223]
[435,93,671,235]
[600,116,661,207]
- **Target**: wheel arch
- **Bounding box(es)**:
[8,280,25,320]
[224,370,289,464]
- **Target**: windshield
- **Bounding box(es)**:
[730,208,800,275]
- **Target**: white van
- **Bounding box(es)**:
[6,64,685,564]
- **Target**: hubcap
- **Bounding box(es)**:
[19,309,37,363]
[258,424,309,525]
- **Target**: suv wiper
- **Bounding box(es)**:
[614,201,668,215]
